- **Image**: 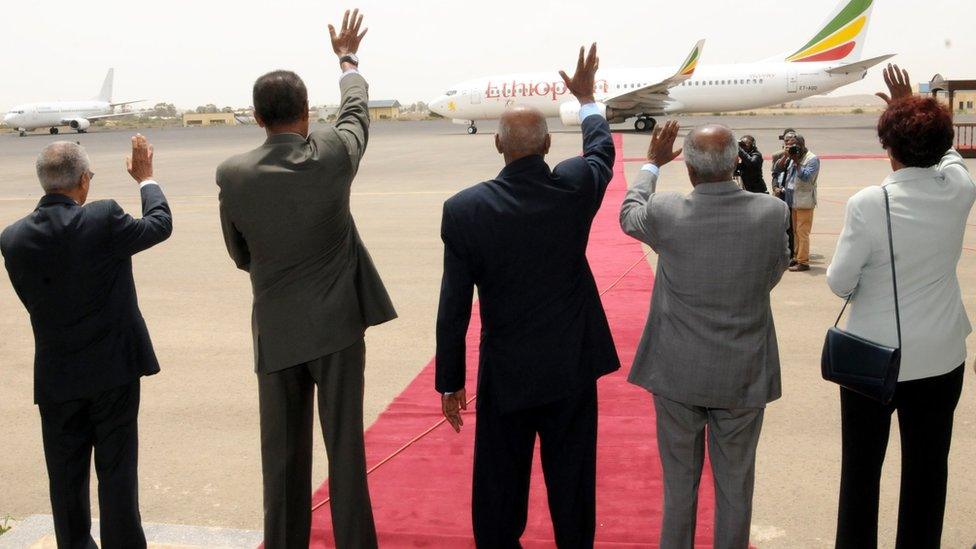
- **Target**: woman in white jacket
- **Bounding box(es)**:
[826,66,974,549]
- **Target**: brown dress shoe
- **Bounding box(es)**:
[789,263,810,272]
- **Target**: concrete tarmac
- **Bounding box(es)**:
[0,115,974,547]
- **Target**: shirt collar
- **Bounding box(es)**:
[36,193,78,209]
[692,180,741,195]
[883,166,943,185]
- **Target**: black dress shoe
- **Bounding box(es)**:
[789,263,810,272]
[789,259,798,267]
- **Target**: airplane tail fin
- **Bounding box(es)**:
[763,0,874,64]
[678,39,705,77]
[96,68,114,102]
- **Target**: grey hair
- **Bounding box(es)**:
[683,125,738,181]
[36,141,90,193]
[498,110,548,155]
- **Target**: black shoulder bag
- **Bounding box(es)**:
[821,186,901,404]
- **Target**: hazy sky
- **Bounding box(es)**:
[0,0,971,109]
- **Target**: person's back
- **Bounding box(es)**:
[829,149,975,380]
[1,140,171,404]
[634,184,788,406]
[442,153,617,409]
[217,67,395,373]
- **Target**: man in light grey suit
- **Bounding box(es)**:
[216,10,394,549]
[620,121,790,549]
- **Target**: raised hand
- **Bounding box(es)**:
[647,120,682,167]
[441,388,467,433]
[125,134,153,183]
[876,63,912,105]
[559,43,599,105]
[329,9,367,58]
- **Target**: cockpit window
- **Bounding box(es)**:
[445,90,457,96]
[7,110,24,114]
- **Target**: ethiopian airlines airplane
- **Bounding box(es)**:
[2,69,144,137]
[428,0,893,134]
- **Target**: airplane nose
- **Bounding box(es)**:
[429,96,447,117]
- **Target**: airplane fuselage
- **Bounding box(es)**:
[430,61,865,122]
[3,101,113,131]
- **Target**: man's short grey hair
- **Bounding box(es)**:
[498,109,548,154]
[683,125,738,181]
[36,141,90,193]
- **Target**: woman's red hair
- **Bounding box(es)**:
[877,96,954,167]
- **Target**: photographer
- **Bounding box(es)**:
[773,134,820,271]
[736,135,767,193]
[771,129,797,256]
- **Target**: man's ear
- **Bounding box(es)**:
[254,112,267,128]
[495,134,503,155]
[543,134,552,156]
[685,164,698,186]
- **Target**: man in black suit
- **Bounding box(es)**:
[0,135,172,548]
[216,10,394,549]
[435,44,618,548]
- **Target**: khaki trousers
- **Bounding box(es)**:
[792,208,814,265]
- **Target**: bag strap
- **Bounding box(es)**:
[882,186,902,349]
[832,187,903,351]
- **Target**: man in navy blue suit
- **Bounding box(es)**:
[1,135,172,548]
[434,44,618,548]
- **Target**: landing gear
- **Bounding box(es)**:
[18,129,26,137]
[76,129,87,134]
[634,116,657,133]
[49,127,59,135]
[466,123,478,135]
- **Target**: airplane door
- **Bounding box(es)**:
[787,72,798,93]
[470,89,481,105]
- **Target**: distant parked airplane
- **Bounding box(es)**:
[2,69,145,137]
[428,0,893,134]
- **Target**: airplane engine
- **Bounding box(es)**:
[68,118,91,131]
[558,101,607,126]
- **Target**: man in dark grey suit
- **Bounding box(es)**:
[620,122,790,549]
[216,10,394,549]
[1,135,171,548]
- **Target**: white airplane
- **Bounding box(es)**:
[2,69,144,137]
[429,0,893,134]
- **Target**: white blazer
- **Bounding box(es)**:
[827,150,975,382]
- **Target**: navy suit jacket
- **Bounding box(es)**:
[435,114,620,413]
[0,185,172,404]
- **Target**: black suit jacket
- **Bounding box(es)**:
[0,185,172,404]
[435,115,620,413]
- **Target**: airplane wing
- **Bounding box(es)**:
[60,111,140,124]
[109,99,146,108]
[824,54,896,75]
[604,39,704,115]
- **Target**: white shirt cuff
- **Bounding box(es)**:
[641,164,660,175]
[579,102,603,122]
[139,179,158,189]
[341,68,360,80]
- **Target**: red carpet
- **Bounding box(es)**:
[308,134,718,547]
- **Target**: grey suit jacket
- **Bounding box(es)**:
[620,169,790,409]
[217,72,397,373]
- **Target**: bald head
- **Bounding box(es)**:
[683,124,738,184]
[496,106,550,163]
